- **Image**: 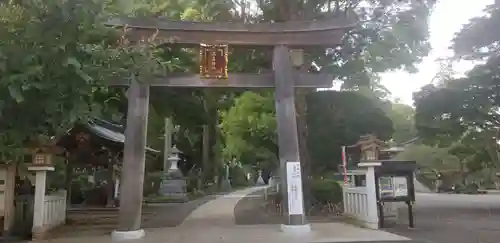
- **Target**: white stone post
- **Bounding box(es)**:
[28,165,55,237]
[364,165,379,229]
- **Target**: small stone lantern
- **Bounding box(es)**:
[166,146,183,178]
[159,145,188,201]
[32,151,52,166]
[358,134,384,161]
[167,146,181,170]
[256,169,265,185]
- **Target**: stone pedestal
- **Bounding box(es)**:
[159,177,188,202]
[28,165,55,241]
[357,162,381,229]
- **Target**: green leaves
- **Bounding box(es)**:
[0,0,164,162]
[387,102,417,144]
[64,57,82,69]
[306,90,394,173]
[7,85,24,103]
[416,3,500,148]
[220,91,278,170]
[452,3,500,60]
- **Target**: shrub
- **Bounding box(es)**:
[143,172,162,196]
[310,178,343,205]
[230,167,251,188]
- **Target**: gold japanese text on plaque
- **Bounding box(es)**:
[199,44,228,79]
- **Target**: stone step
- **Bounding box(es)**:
[66,208,155,226]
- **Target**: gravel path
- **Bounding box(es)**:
[46,194,222,239]
[386,193,500,243]
[233,189,344,225]
[142,194,219,228]
[233,190,283,225]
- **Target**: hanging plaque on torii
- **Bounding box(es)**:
[199,43,228,79]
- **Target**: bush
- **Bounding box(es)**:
[310,178,343,205]
[230,166,251,188]
[143,173,163,196]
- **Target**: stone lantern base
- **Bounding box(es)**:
[158,170,189,202]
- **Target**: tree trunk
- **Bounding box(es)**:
[201,124,210,184]
[212,110,222,185]
[106,168,114,207]
[163,117,173,171]
[65,155,73,206]
[484,134,500,168]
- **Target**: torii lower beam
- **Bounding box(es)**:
[109,72,333,88]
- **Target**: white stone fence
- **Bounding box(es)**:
[342,166,379,229]
[343,186,370,220]
[41,190,67,230]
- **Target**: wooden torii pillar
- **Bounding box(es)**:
[106,16,355,240]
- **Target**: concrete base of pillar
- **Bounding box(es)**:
[280,224,311,234]
[111,229,145,241]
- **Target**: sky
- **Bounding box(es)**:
[381,0,493,105]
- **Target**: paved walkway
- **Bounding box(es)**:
[34,187,411,243]
[389,193,500,243]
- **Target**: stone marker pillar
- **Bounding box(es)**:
[28,165,55,240]
[358,162,380,229]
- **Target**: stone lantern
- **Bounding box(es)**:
[167,145,181,174]
[32,152,53,166]
[158,145,188,201]
[357,134,384,161]
[256,169,265,185]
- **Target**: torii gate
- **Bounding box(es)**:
[106,15,355,240]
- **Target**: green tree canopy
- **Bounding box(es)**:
[307,90,394,173]
[413,2,500,169]
[386,102,417,144]
[0,0,163,162]
[220,91,277,171]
